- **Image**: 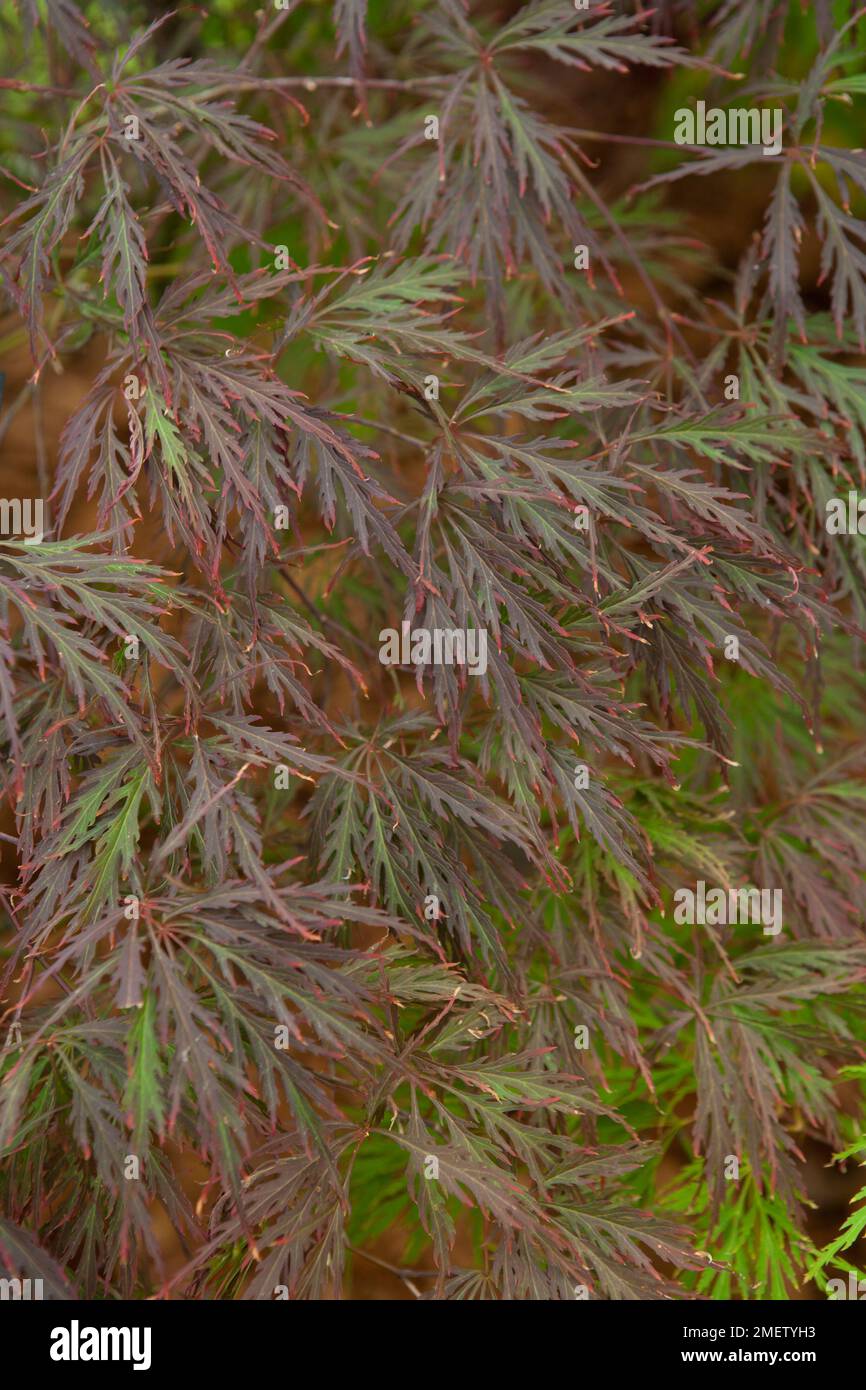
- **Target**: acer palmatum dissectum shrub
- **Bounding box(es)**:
[2,0,866,1301]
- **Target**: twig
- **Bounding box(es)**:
[279,567,380,661]
[241,0,304,71]
[347,1244,469,1294]
[202,75,450,99]
[0,381,35,448]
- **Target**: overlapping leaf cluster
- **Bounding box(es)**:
[1,0,866,1300]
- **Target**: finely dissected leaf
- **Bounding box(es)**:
[2,0,866,1308]
[0,1219,75,1299]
